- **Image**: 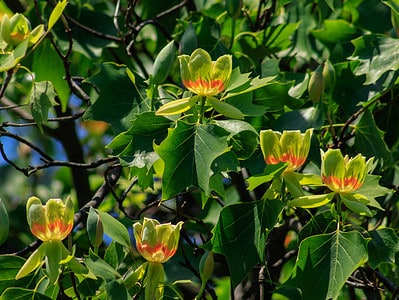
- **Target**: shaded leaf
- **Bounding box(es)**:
[215,120,258,159]
[29,81,58,132]
[32,40,69,111]
[0,256,34,294]
[298,210,336,243]
[209,199,284,288]
[105,279,130,300]
[0,288,51,300]
[368,228,399,269]
[83,63,145,132]
[355,109,391,161]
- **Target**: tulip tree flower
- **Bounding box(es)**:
[179,48,232,97]
[321,149,371,194]
[156,48,244,120]
[27,196,74,242]
[260,129,313,173]
[133,218,183,300]
[16,196,85,284]
[288,149,390,215]
[0,13,44,71]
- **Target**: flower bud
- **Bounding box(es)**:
[0,199,9,245]
[199,250,214,283]
[308,64,325,104]
[260,129,313,172]
[133,218,183,263]
[179,48,232,97]
[152,41,176,85]
[1,13,31,47]
[27,196,74,242]
[87,207,104,248]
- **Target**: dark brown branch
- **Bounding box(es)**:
[73,164,122,225]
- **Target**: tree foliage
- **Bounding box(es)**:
[1,0,399,299]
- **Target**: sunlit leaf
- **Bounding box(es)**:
[288,193,334,208]
[284,230,369,300]
[85,249,121,281]
[311,19,357,44]
[246,163,288,191]
[155,121,230,199]
[47,0,67,32]
[350,34,399,84]
[95,209,130,247]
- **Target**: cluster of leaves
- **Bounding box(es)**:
[1,0,399,299]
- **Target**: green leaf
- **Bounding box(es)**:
[209,199,284,288]
[0,256,33,294]
[83,63,145,132]
[29,81,58,132]
[274,104,326,132]
[368,228,399,269]
[207,96,244,119]
[340,193,373,217]
[246,163,288,191]
[95,209,130,247]
[1,288,51,300]
[311,19,357,44]
[152,41,176,85]
[252,81,303,112]
[47,0,67,32]
[77,278,103,297]
[15,244,46,280]
[298,210,336,243]
[107,112,171,189]
[32,40,70,111]
[215,120,258,159]
[105,279,130,300]
[156,97,196,116]
[45,241,66,284]
[154,122,230,199]
[284,230,369,300]
[288,193,334,209]
[350,34,399,84]
[355,174,392,204]
[355,109,391,160]
[104,241,125,269]
[85,249,121,282]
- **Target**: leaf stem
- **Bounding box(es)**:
[198,96,206,124]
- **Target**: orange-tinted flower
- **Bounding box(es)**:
[179,48,232,97]
[133,218,183,264]
[27,196,74,242]
[260,129,313,172]
[321,149,373,193]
